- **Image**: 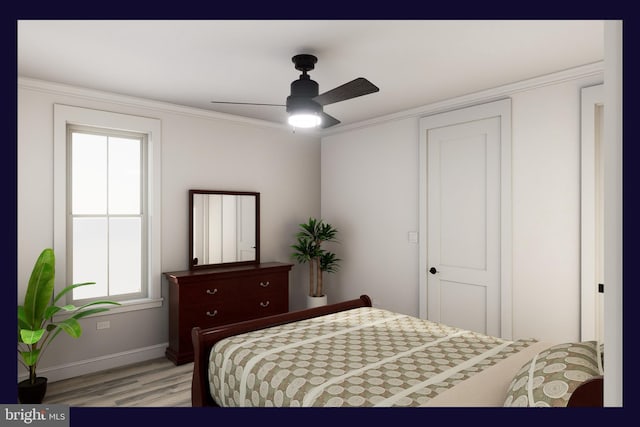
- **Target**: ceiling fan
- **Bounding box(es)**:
[211,54,380,129]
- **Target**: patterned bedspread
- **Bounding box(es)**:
[208,307,536,407]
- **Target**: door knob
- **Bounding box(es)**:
[429,267,438,275]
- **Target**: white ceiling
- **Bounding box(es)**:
[18,20,604,130]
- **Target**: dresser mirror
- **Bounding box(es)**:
[189,190,260,270]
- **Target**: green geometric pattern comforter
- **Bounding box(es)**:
[208,307,536,407]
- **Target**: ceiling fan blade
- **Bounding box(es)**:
[320,112,341,129]
[313,77,379,106]
[210,101,285,107]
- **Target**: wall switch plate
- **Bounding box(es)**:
[408,231,418,243]
[96,321,110,330]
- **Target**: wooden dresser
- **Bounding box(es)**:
[164,262,293,365]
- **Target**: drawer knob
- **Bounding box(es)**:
[260,281,270,287]
[260,301,270,308]
[206,310,218,317]
[206,288,218,295]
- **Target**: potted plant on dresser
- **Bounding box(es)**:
[17,248,120,404]
[291,217,341,308]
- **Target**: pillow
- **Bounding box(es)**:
[503,341,603,407]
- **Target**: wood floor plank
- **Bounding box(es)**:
[43,358,194,407]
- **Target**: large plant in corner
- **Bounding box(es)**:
[18,248,120,403]
[291,218,341,307]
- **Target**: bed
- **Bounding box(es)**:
[191,295,603,407]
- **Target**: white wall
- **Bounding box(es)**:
[603,19,623,407]
[321,68,603,343]
[321,118,419,314]
[17,79,321,381]
[510,83,586,341]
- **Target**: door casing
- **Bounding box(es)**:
[580,83,604,342]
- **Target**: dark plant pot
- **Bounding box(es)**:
[18,377,48,404]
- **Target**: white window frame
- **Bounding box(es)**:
[54,104,162,314]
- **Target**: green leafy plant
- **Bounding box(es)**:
[18,248,120,384]
[291,218,341,297]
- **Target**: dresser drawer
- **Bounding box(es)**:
[236,273,287,297]
[241,295,288,317]
[178,279,241,303]
[178,274,286,308]
[239,272,287,289]
[184,304,245,328]
[186,297,286,327]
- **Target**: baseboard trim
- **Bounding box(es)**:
[18,343,169,383]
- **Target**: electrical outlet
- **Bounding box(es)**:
[96,321,110,330]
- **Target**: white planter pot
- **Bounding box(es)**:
[306,295,328,308]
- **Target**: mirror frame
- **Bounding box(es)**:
[188,189,260,270]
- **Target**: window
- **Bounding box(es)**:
[54,105,162,312]
[68,126,146,302]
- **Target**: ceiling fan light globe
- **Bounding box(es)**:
[288,113,322,128]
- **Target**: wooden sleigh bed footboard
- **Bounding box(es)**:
[191,294,603,408]
[191,295,373,407]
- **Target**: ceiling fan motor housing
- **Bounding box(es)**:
[286,74,322,114]
[287,54,323,115]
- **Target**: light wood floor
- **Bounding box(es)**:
[42,358,194,407]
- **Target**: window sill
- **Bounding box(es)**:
[53,297,164,321]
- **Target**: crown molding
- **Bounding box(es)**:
[17,76,318,135]
[321,61,604,136]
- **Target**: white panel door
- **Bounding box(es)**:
[427,117,501,336]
